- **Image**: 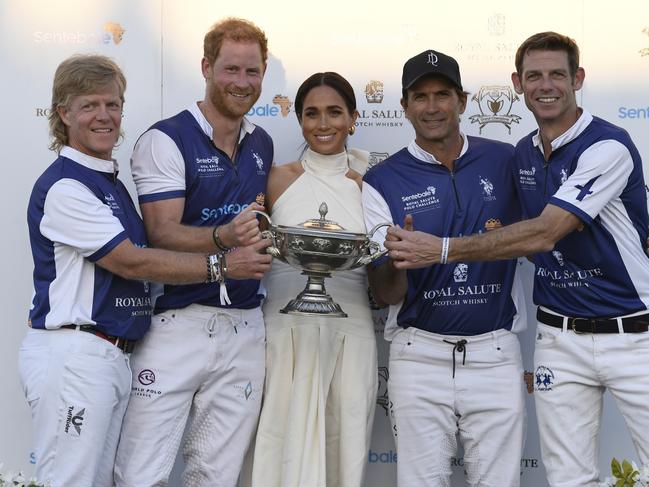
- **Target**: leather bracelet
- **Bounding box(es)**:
[219,253,227,282]
[212,225,230,251]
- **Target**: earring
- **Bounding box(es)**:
[348,125,356,135]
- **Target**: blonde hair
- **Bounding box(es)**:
[48,54,126,153]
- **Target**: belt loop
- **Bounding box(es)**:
[408,327,417,344]
[562,315,568,333]
[617,317,624,334]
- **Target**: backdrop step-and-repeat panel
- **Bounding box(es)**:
[1,1,648,485]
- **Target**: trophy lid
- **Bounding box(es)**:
[299,202,346,231]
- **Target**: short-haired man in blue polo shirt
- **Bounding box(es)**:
[386,32,649,487]
[114,18,273,487]
[363,49,527,487]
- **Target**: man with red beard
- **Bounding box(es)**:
[114,18,273,486]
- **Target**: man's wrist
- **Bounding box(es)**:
[212,225,230,251]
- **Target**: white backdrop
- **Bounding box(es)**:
[1,0,648,485]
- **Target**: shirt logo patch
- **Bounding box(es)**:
[575,175,601,201]
[560,168,568,184]
[453,263,469,283]
[518,166,537,190]
[195,156,225,177]
[479,175,496,201]
[552,250,565,267]
[400,187,440,213]
[535,365,555,391]
[104,193,121,213]
[252,151,266,175]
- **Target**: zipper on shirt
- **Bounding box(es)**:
[449,170,462,211]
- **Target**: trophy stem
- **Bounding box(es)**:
[280,271,348,317]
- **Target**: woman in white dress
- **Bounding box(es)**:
[250,72,377,487]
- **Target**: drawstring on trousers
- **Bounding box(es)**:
[443,338,467,378]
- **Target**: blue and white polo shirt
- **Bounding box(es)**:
[131,103,273,312]
[363,135,525,337]
[514,110,649,318]
[28,146,150,340]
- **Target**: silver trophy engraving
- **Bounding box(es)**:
[255,202,390,317]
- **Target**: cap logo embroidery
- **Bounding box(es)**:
[427,51,438,66]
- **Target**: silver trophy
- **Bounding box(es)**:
[255,202,390,317]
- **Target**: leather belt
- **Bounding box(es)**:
[61,324,136,353]
[537,308,649,334]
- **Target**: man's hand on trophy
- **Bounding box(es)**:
[219,202,266,249]
[223,238,273,280]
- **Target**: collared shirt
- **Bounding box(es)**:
[514,109,649,317]
[28,146,150,339]
[131,104,274,312]
[363,136,524,337]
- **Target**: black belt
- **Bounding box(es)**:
[537,308,649,334]
[61,324,137,353]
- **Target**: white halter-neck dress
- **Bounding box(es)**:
[251,148,377,487]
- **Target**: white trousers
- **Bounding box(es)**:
[389,327,526,487]
[18,328,132,487]
[114,304,265,487]
[534,321,649,487]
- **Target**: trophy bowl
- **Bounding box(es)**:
[255,202,390,317]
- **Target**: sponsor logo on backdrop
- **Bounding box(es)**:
[248,94,293,118]
[34,22,125,45]
[487,13,506,36]
[64,406,85,436]
[368,151,389,169]
[535,365,555,391]
[30,452,36,464]
[376,366,391,416]
[641,27,649,57]
[451,457,540,475]
[35,107,51,117]
[455,15,514,63]
[365,80,384,103]
[356,80,404,129]
[368,450,397,463]
[469,86,521,134]
[104,22,125,44]
[618,106,649,119]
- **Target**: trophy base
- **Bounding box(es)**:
[279,271,348,318]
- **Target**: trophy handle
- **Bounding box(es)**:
[356,222,392,266]
[252,210,286,261]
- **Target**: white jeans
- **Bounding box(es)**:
[18,328,132,487]
[114,304,266,487]
[534,321,649,487]
[389,327,526,487]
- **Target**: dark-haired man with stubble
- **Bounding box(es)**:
[386,32,649,486]
[114,18,273,486]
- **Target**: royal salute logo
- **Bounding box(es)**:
[535,365,555,391]
[255,193,266,206]
[552,250,565,267]
[641,27,649,57]
[368,152,389,169]
[484,218,502,231]
[453,263,469,283]
[487,13,506,36]
[365,80,384,103]
[357,79,404,129]
[469,86,521,134]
